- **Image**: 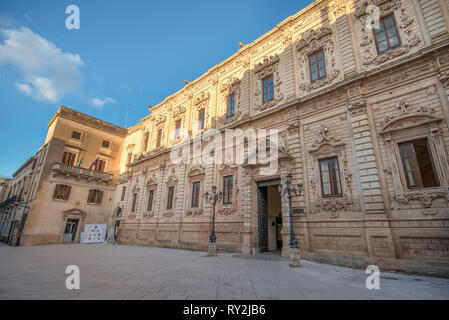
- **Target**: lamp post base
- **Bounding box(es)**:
[208,242,217,256]
[289,247,302,268]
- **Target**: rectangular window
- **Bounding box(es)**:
[227,94,235,118]
[121,187,126,201]
[157,129,163,148]
[127,153,133,165]
[398,138,439,189]
[309,50,326,82]
[199,109,205,130]
[62,152,76,166]
[71,131,81,140]
[319,157,342,197]
[95,159,106,172]
[263,75,274,103]
[191,182,200,208]
[87,189,103,204]
[102,140,110,148]
[373,15,400,53]
[131,193,137,212]
[166,186,175,210]
[53,184,71,200]
[223,176,233,205]
[175,120,182,140]
[147,189,154,211]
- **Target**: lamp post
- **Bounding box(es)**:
[278,173,303,267]
[204,186,222,256]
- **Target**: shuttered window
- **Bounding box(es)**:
[87,189,103,204]
[53,184,71,200]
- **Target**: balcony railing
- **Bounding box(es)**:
[52,163,113,182]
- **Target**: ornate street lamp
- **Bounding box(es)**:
[278,173,303,267]
[204,185,222,256]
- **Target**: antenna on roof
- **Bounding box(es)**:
[125,103,130,128]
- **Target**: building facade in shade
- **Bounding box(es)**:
[112,0,449,276]
[0,107,127,245]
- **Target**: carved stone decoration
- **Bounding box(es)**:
[355,0,421,66]
[217,207,237,216]
[438,70,449,88]
[172,105,186,119]
[118,172,131,184]
[313,198,361,218]
[194,91,210,106]
[286,120,300,135]
[308,124,355,217]
[155,114,166,125]
[253,54,284,111]
[132,184,140,194]
[393,191,448,215]
[166,167,178,185]
[379,100,442,134]
[219,77,242,126]
[185,208,203,217]
[296,27,340,92]
[347,99,367,116]
[146,173,158,187]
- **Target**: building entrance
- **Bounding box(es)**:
[257,179,282,252]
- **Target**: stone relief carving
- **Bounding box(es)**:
[355,0,421,66]
[380,101,441,133]
[296,27,340,92]
[308,124,357,218]
[393,191,448,215]
[253,54,284,111]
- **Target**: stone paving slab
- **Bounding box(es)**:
[0,244,448,300]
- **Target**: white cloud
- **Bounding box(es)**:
[0,27,84,103]
[91,97,116,107]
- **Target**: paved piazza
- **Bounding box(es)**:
[0,243,448,300]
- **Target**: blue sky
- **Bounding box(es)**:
[0,0,311,177]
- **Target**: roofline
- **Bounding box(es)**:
[48,106,128,137]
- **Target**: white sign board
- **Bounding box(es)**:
[80,224,107,243]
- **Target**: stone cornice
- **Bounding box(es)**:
[49,106,128,137]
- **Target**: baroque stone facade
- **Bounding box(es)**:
[112,0,449,276]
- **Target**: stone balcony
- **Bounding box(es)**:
[52,163,113,182]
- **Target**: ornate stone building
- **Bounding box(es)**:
[113,0,449,276]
